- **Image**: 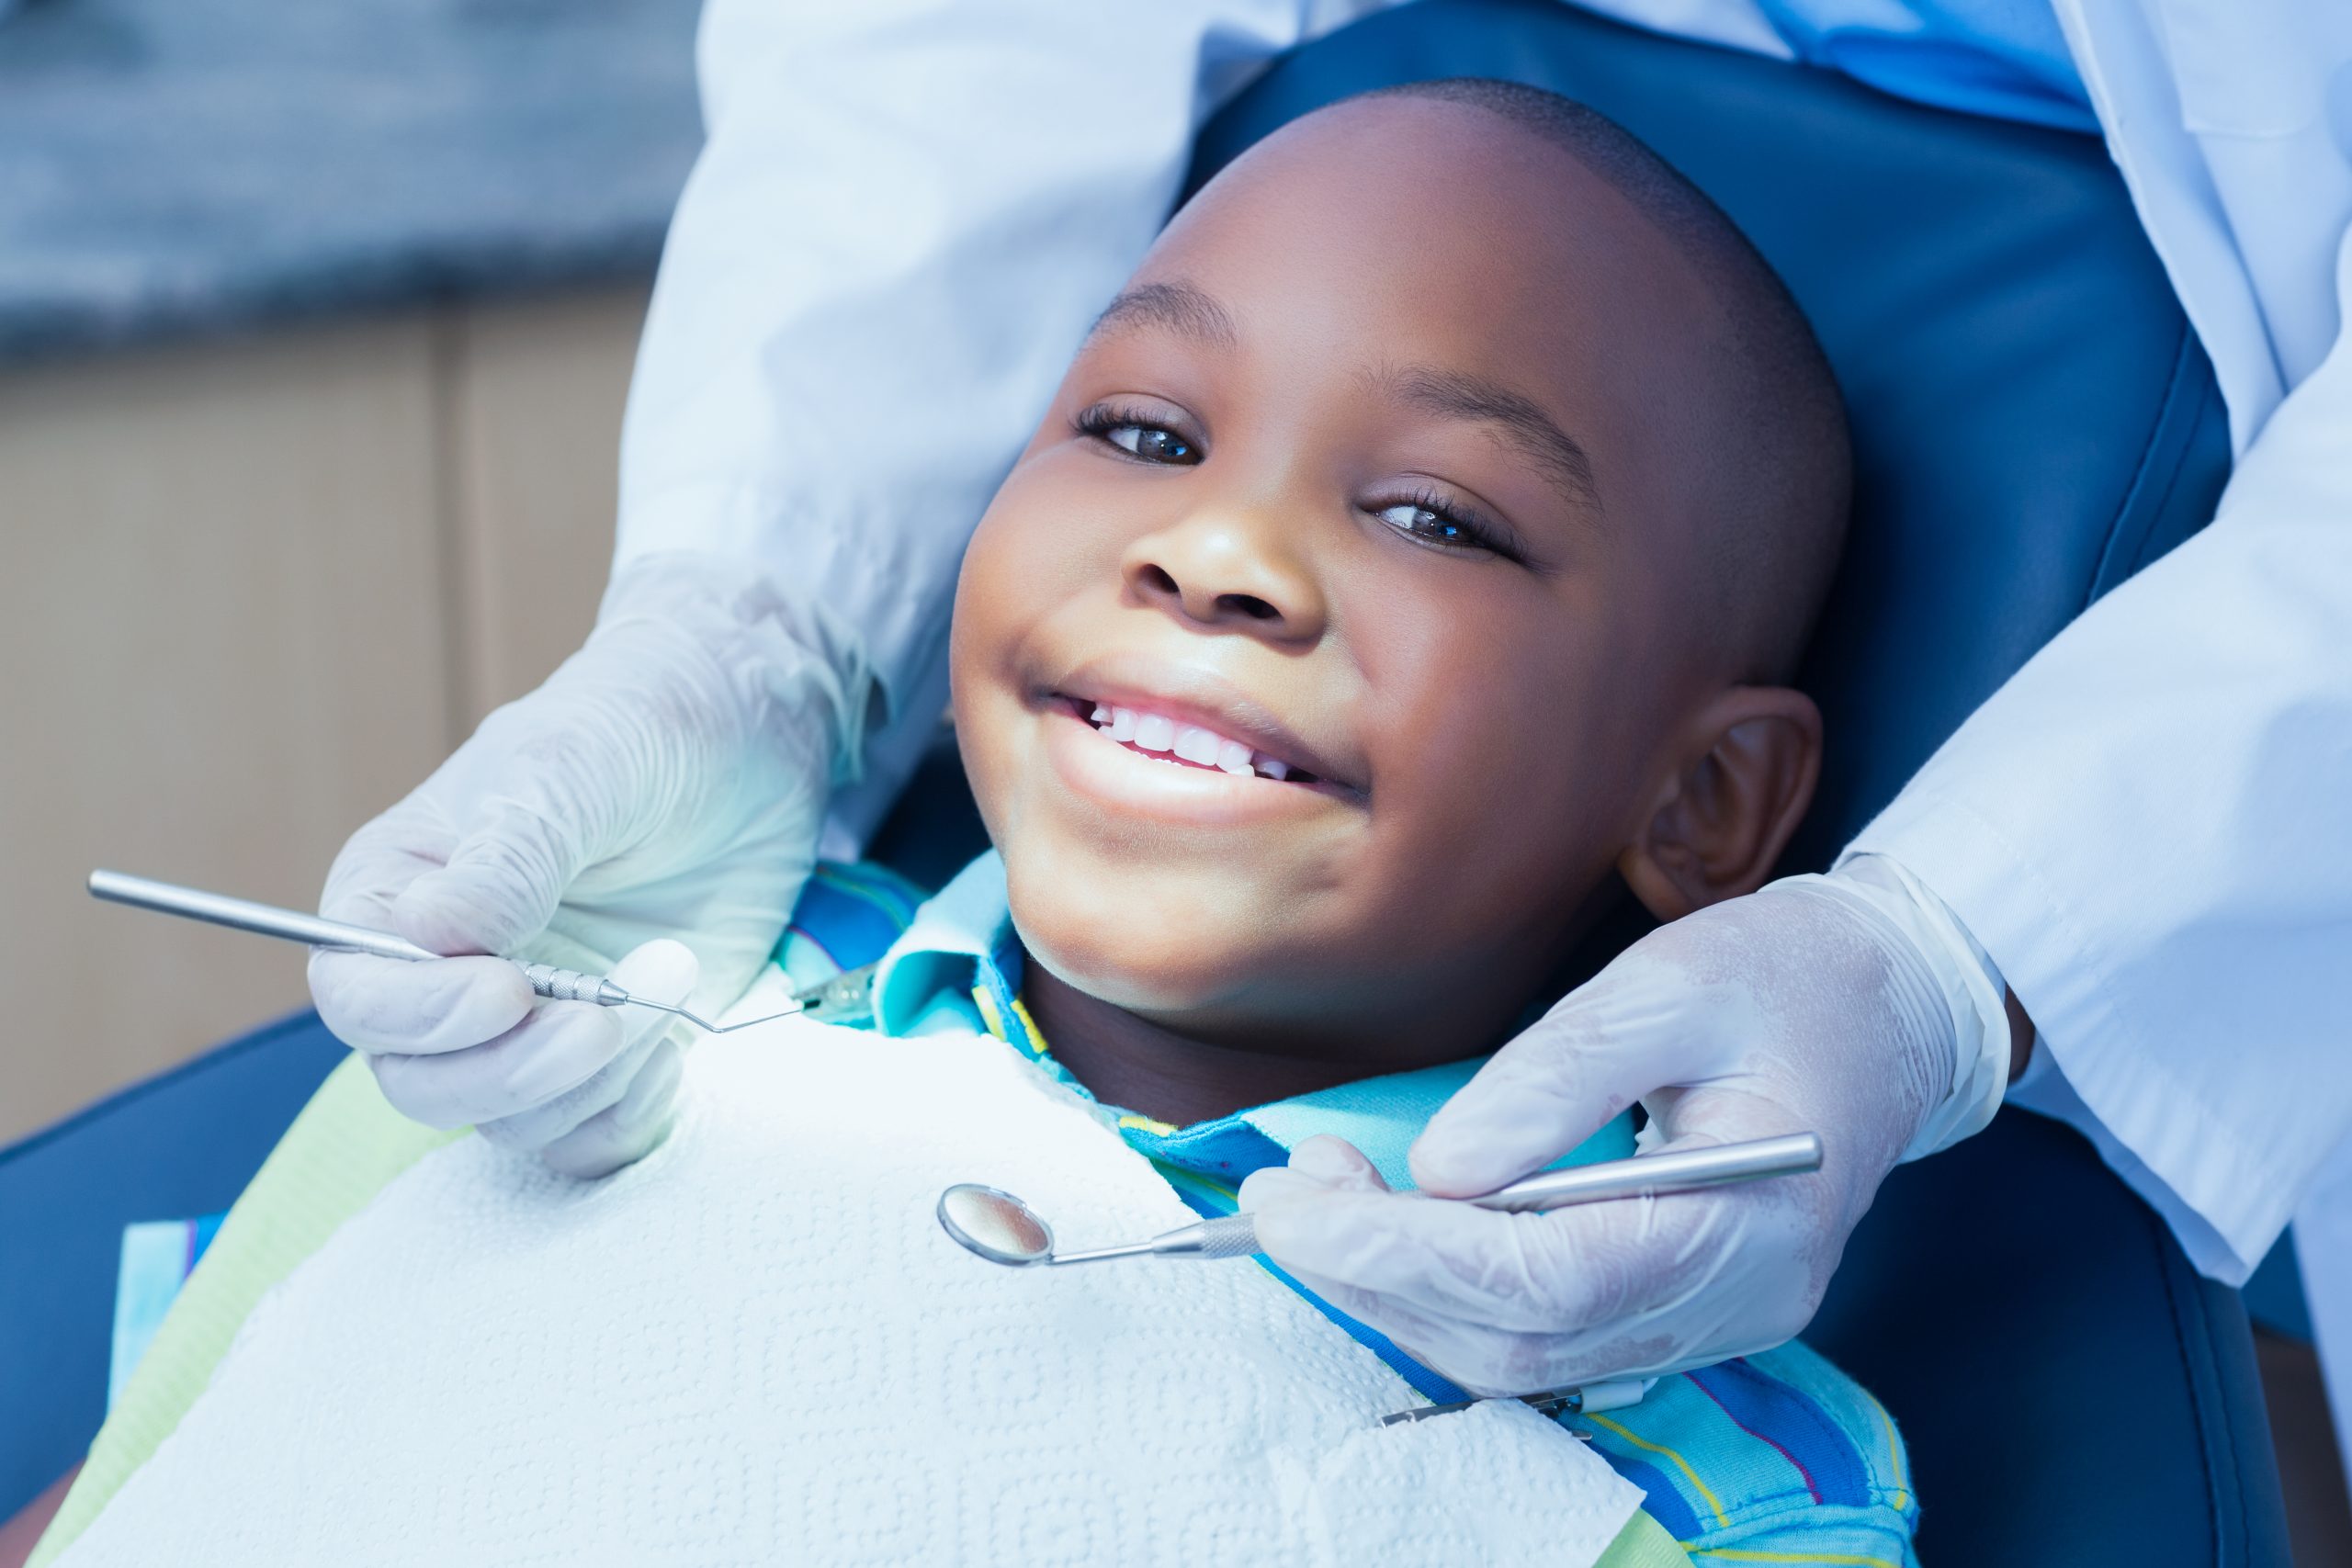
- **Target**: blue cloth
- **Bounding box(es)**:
[107,1213,223,1411]
[3,1009,349,1522]
[2243,1232,2313,1344]
[1747,0,2098,131]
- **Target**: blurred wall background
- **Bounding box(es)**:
[0,0,704,1145]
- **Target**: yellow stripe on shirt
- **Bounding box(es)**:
[1586,1412,1731,1530]
[1859,1388,1909,1511]
[1687,1548,1903,1568]
[1007,996,1051,1057]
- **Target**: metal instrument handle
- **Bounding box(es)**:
[520,964,626,1008]
[1171,1213,1263,1260]
[85,868,781,1031]
[1159,1134,1822,1262]
[1469,1133,1822,1213]
[88,870,438,964]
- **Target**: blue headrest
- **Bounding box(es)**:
[1184,0,2231,874]
[1186,13,2286,1568]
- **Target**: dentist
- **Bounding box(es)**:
[308,0,2352,1443]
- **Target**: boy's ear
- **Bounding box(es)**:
[1618,686,1823,922]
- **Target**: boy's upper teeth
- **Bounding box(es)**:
[1172,726,1221,766]
[1086,703,1300,781]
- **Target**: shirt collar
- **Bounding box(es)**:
[869,852,1634,1190]
[871,850,1026,1037]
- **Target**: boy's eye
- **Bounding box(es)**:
[1374,498,1490,552]
[1102,423,1198,464]
[1076,402,1204,466]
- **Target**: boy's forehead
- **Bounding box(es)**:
[1097,97,1719,532]
[1139,96,1696,324]
[1104,98,1719,425]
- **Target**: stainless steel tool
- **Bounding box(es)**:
[1379,1380,1645,1428]
[936,1131,1824,1268]
[941,1134,1824,1427]
[87,869,805,1034]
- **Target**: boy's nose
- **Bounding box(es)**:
[1121,511,1328,643]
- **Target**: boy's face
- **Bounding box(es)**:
[952,100,1743,1066]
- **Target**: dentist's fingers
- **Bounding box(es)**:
[311,798,543,1057]
[475,1032,658,1152]
[1269,1260,1559,1395]
[475,940,698,1151]
[309,950,535,1055]
[1263,1195,1802,1396]
[1238,1135,1390,1213]
[1291,1134,1389,1188]
[387,805,585,962]
[316,805,456,931]
[1407,973,1724,1198]
[1256,1089,1832,1393]
[1273,1255,1671,1396]
[368,1005,622,1131]
[1252,1173,1799,1338]
[538,1039,686,1179]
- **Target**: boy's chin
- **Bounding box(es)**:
[1005,864,1308,1016]
[1016,911,1268,1016]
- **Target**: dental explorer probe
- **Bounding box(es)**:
[86,870,805,1034]
[937,1131,1824,1268]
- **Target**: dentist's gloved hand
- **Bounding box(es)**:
[1238,859,2012,1396]
[474,937,700,1178]
[309,552,868,1178]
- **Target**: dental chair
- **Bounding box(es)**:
[0,1,2291,1562]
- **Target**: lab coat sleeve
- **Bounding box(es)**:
[1846,218,2352,1285]
[615,0,1393,838]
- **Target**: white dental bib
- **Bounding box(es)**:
[57,1013,1640,1566]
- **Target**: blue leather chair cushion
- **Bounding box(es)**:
[1185,0,2233,879]
[1182,3,2283,1563]
[0,1011,345,1520]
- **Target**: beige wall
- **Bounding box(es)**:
[0,287,649,1145]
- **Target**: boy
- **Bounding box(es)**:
[37,83,1913,1568]
[936,75,1906,1559]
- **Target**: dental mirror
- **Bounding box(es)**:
[936,1183,1056,1266]
[937,1133,1823,1270]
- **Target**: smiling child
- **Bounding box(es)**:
[954,79,1845,1121]
[925,78,1912,1561]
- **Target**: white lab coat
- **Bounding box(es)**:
[616,0,2352,1443]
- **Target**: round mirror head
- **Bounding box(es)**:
[937,1183,1054,1266]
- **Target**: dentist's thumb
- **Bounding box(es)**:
[388,806,587,961]
[1407,967,1713,1199]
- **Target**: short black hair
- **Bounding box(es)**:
[1356,78,1851,683]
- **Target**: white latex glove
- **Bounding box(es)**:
[1238,859,2011,1396]
[309,552,867,1177]
[476,937,699,1178]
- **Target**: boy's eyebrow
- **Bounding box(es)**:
[1087,281,1239,350]
[1384,366,1604,518]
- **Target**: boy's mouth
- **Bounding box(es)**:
[1058,696,1319,785]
